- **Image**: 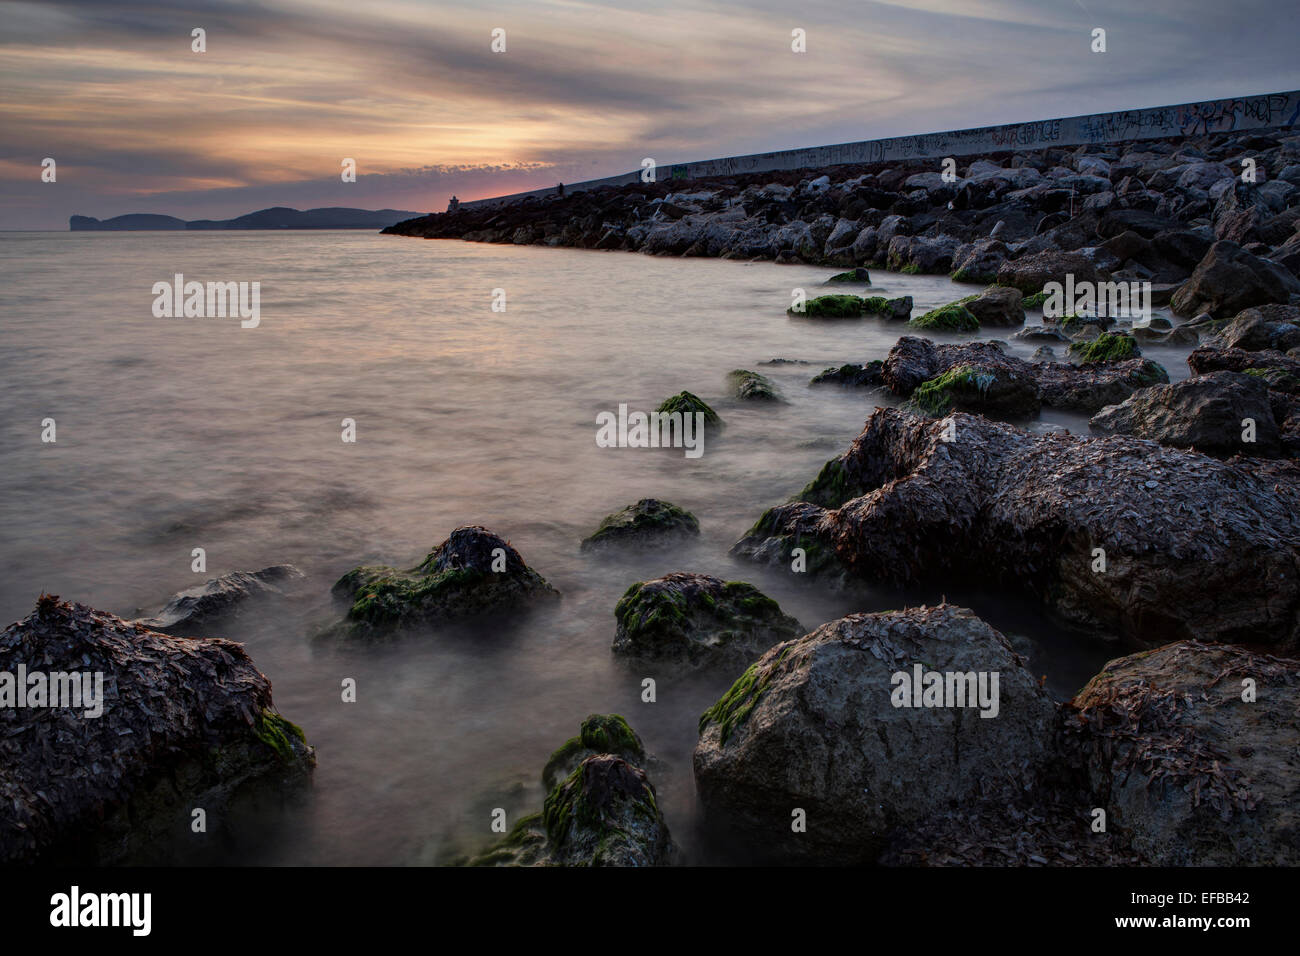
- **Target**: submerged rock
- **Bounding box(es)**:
[581,499,700,550]
[727,369,781,401]
[468,714,672,867]
[137,564,304,635]
[331,526,559,636]
[825,267,871,283]
[0,596,313,864]
[790,293,863,318]
[810,360,884,388]
[656,390,722,426]
[693,604,1056,863]
[732,407,1300,648]
[612,571,802,669]
[908,301,979,333]
[1063,641,1300,865]
[1090,371,1282,458]
[861,295,913,321]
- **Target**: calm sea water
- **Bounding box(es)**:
[0,232,1193,864]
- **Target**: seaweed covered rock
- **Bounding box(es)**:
[732,407,1300,648]
[882,335,1167,414]
[1063,641,1300,865]
[908,301,979,333]
[693,605,1056,864]
[332,526,558,636]
[612,571,802,669]
[910,362,1041,418]
[1090,371,1282,458]
[727,369,781,401]
[861,295,913,321]
[137,564,305,635]
[541,714,646,791]
[809,361,883,388]
[468,714,672,867]
[1068,332,1140,364]
[581,499,700,550]
[789,294,863,318]
[656,390,722,426]
[0,596,313,864]
[729,501,848,582]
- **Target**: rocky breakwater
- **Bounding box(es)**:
[732,407,1300,649]
[385,126,1300,304]
[0,595,313,864]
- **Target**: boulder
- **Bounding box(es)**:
[540,714,645,791]
[731,407,1300,649]
[1171,240,1300,318]
[996,249,1103,294]
[693,605,1056,863]
[809,361,884,388]
[581,499,700,550]
[1063,641,1300,865]
[656,390,722,426]
[727,369,781,401]
[331,526,559,636]
[950,238,1011,284]
[612,572,802,669]
[862,295,913,321]
[1089,371,1282,458]
[1,596,313,864]
[909,363,1041,418]
[1206,305,1300,353]
[137,565,305,635]
[963,285,1025,327]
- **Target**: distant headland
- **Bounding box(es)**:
[69,206,423,231]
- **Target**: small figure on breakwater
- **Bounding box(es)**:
[446,195,460,213]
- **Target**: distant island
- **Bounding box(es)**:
[69,206,424,231]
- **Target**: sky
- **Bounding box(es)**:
[2,0,1298,229]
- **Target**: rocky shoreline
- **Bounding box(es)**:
[6,121,1300,867]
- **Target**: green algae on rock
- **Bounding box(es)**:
[467,714,672,867]
[789,293,863,318]
[908,301,980,333]
[727,368,781,401]
[655,390,722,426]
[541,713,646,791]
[910,362,1041,418]
[0,597,314,865]
[612,571,802,669]
[581,498,700,551]
[826,267,871,283]
[1069,331,1140,364]
[331,525,558,636]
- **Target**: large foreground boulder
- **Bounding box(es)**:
[693,605,1056,863]
[1,596,314,864]
[137,564,304,635]
[1063,641,1300,865]
[331,526,559,636]
[612,572,802,669]
[468,714,673,867]
[732,407,1300,648]
[1090,371,1283,458]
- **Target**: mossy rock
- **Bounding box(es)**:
[909,363,1041,418]
[908,302,980,333]
[541,755,671,866]
[861,295,913,321]
[612,571,803,669]
[796,455,870,509]
[581,498,699,550]
[699,643,796,745]
[541,714,646,791]
[727,369,781,402]
[1020,290,1050,309]
[1068,332,1140,364]
[790,294,863,318]
[656,390,722,426]
[331,526,558,636]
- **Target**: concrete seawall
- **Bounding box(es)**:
[461,89,1300,211]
